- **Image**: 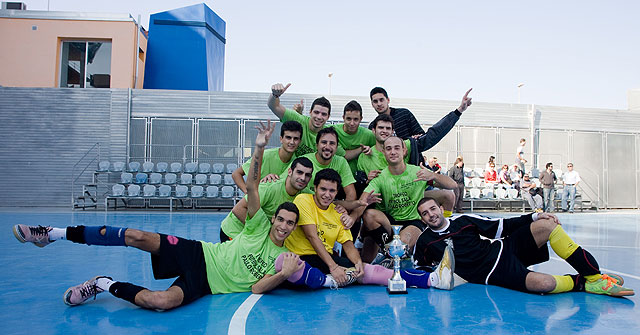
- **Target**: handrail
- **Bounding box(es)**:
[71,142,101,208]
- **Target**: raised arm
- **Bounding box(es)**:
[231,166,247,193]
[415,88,472,151]
[247,120,276,218]
[267,83,291,120]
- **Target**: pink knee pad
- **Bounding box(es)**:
[275,253,305,282]
[361,264,393,285]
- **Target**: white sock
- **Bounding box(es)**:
[95,277,115,291]
[322,275,337,288]
[428,272,437,288]
[48,228,67,241]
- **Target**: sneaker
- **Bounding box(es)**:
[379,258,394,269]
[605,273,624,286]
[585,274,634,297]
[13,224,53,247]
[63,276,112,306]
[430,245,455,290]
[325,267,358,288]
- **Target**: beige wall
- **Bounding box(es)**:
[0,17,146,88]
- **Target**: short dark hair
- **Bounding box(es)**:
[315,127,338,144]
[546,162,553,169]
[281,120,303,137]
[313,168,342,187]
[370,87,389,99]
[343,100,363,118]
[417,196,439,213]
[311,97,331,115]
[274,202,300,224]
[290,157,313,172]
[371,113,395,130]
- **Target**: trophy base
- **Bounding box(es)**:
[387,279,407,294]
[387,288,408,294]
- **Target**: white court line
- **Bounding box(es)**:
[549,256,640,281]
[228,294,263,335]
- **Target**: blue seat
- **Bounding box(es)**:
[149,173,162,184]
[180,173,193,185]
[191,186,204,198]
[223,174,234,185]
[212,163,224,174]
[155,162,168,173]
[206,186,219,198]
[226,163,238,174]
[164,173,177,185]
[175,185,188,198]
[111,161,125,172]
[135,173,148,184]
[97,161,110,172]
[210,174,222,185]
[221,186,235,198]
[142,162,154,173]
[158,185,171,197]
[112,184,125,196]
[199,163,211,174]
[120,172,133,184]
[195,174,208,185]
[143,185,156,197]
[127,184,141,197]
[184,162,198,173]
[127,162,141,173]
[170,162,182,173]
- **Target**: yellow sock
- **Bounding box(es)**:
[550,275,574,293]
[443,210,453,218]
[585,274,602,283]
[549,225,579,259]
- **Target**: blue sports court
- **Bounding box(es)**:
[1,209,638,334]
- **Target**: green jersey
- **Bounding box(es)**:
[220,178,300,238]
[242,147,293,180]
[332,124,376,174]
[281,109,345,157]
[202,208,287,294]
[356,139,411,174]
[364,164,427,221]
[282,152,355,194]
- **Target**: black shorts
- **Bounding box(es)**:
[300,253,354,274]
[487,223,550,292]
[384,212,426,232]
[151,234,211,306]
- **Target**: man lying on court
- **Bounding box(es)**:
[414,197,634,297]
[12,121,307,310]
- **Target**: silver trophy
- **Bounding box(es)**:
[385,225,408,294]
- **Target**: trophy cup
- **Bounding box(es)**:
[385,225,408,294]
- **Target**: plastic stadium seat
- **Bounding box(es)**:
[143,185,156,197]
[508,188,519,199]
[158,185,171,197]
[165,173,177,185]
[195,174,208,185]
[111,161,125,172]
[149,173,162,185]
[530,168,540,178]
[185,162,198,174]
[469,188,481,198]
[482,188,494,199]
[464,177,472,187]
[121,172,133,184]
[112,184,125,196]
[155,162,168,173]
[127,184,141,197]
[532,178,541,188]
[97,161,110,172]
[199,163,211,174]
[463,168,472,178]
[473,167,484,178]
[226,163,238,174]
[212,163,224,174]
[471,177,482,188]
[180,173,193,185]
[142,162,154,173]
[127,162,141,173]
[210,174,222,185]
[191,186,204,198]
[170,162,182,173]
[495,188,507,199]
[135,173,148,184]
[221,186,235,198]
[206,186,219,198]
[223,174,234,185]
[175,185,188,198]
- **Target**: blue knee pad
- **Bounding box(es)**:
[84,226,127,246]
[292,263,325,289]
[401,269,430,288]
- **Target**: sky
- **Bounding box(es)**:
[23,0,640,110]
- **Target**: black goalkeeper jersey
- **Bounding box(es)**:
[414,213,534,284]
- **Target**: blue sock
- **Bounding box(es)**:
[292,263,325,289]
[401,269,430,288]
[83,226,127,246]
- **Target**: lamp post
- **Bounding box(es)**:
[328,73,333,96]
[517,83,524,103]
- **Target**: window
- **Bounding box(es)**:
[59,40,111,88]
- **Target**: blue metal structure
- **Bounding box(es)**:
[143,3,225,91]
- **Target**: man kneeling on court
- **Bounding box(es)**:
[414,197,634,297]
[12,121,307,310]
[280,167,455,290]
